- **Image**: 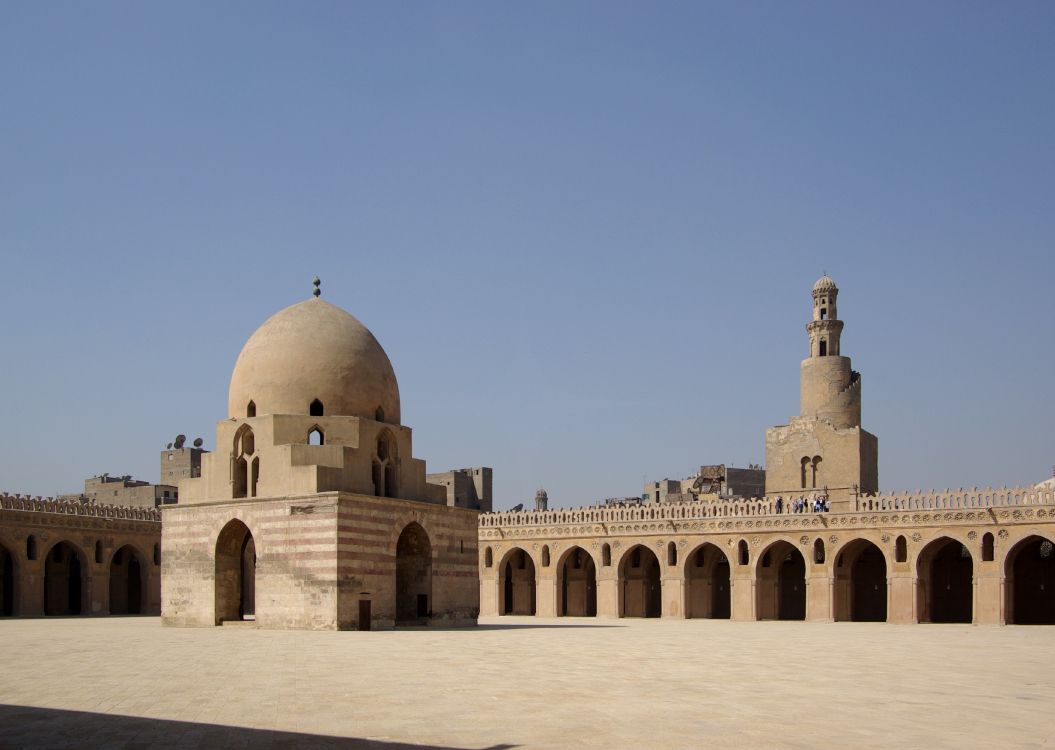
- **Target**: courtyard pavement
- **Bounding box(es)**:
[0,616,1052,749]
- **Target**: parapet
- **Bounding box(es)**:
[0,492,162,522]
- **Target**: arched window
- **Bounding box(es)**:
[374,431,398,498]
[27,535,37,561]
[811,456,822,489]
[814,538,825,564]
[375,406,385,422]
[819,339,827,356]
[246,400,256,418]
[154,543,161,566]
[484,547,493,567]
[308,427,324,446]
[94,541,103,564]
[982,532,994,562]
[602,543,611,567]
[738,539,749,566]
[800,457,810,489]
[667,541,677,566]
[541,545,550,567]
[895,535,907,563]
[310,399,324,417]
[233,426,256,499]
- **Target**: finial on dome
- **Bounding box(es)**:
[312,277,321,298]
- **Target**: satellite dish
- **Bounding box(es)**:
[193,438,203,448]
[174,434,186,449]
[166,443,173,450]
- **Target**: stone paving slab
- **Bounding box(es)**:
[0,617,1053,749]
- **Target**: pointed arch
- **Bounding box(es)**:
[308,426,324,446]
[1004,534,1055,625]
[833,538,888,622]
[1,542,18,616]
[618,545,661,618]
[309,399,324,416]
[395,522,432,624]
[557,546,596,616]
[246,400,256,418]
[916,536,972,623]
[44,540,87,616]
[684,542,730,619]
[109,544,145,615]
[498,547,536,615]
[895,535,908,563]
[755,539,805,621]
[215,519,256,624]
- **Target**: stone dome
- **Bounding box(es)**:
[812,274,838,292]
[228,297,400,423]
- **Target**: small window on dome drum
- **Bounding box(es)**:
[375,406,385,422]
[310,399,324,417]
[246,400,256,418]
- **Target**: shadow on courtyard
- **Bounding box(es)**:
[0,704,517,750]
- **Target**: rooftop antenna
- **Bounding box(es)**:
[312,277,321,298]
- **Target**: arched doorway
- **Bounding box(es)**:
[395,522,432,624]
[557,546,596,616]
[685,543,730,619]
[1,543,16,616]
[833,539,887,622]
[756,541,805,621]
[918,537,973,623]
[44,541,86,616]
[108,545,144,615]
[1005,536,1055,625]
[619,545,661,618]
[215,519,256,624]
[499,548,536,615]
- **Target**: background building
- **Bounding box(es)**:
[425,467,492,512]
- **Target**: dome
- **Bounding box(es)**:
[228,297,400,423]
[812,274,838,292]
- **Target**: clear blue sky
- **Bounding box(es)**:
[1,2,1052,509]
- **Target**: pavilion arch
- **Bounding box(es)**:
[916,535,973,623]
[1003,533,1055,625]
[395,522,432,623]
[498,547,536,615]
[373,429,399,498]
[833,538,888,622]
[232,425,257,499]
[618,544,661,618]
[43,540,89,616]
[556,545,597,617]
[215,518,256,624]
[108,544,146,615]
[684,542,731,619]
[1,541,19,616]
[755,538,806,621]
[308,425,324,446]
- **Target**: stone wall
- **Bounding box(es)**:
[162,491,479,630]
[478,485,1055,625]
[0,493,162,617]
